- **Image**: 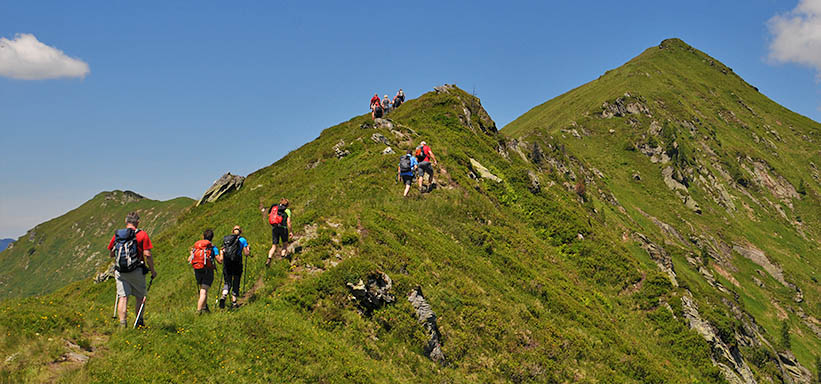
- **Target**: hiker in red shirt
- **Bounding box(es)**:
[107,211,156,328]
[370,93,383,120]
[414,141,438,192]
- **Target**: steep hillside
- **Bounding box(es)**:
[0,40,818,382]
[506,38,820,382]
[0,239,12,252]
[0,191,193,299]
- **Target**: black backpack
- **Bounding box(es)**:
[114,228,142,273]
[222,234,242,263]
[399,155,412,173]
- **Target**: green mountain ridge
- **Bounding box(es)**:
[0,190,193,299]
[0,39,818,383]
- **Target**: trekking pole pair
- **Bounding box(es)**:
[133,276,154,329]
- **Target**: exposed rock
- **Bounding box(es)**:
[94,263,115,283]
[197,173,244,206]
[777,351,813,384]
[744,159,799,201]
[359,122,371,129]
[681,292,757,384]
[601,95,650,118]
[407,287,445,364]
[306,159,321,169]
[370,133,391,146]
[662,166,688,193]
[347,272,395,316]
[433,84,455,93]
[527,170,540,193]
[333,140,350,159]
[633,233,678,286]
[732,244,790,288]
[508,139,529,162]
[373,118,394,130]
[104,190,144,204]
[468,158,502,182]
[684,195,702,214]
[381,146,394,155]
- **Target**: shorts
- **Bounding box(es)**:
[401,174,414,185]
[418,161,434,176]
[116,269,147,298]
[194,268,214,288]
[272,226,289,245]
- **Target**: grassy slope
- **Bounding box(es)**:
[2,88,731,383]
[505,38,820,376]
[0,191,193,299]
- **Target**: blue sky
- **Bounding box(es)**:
[1,1,819,238]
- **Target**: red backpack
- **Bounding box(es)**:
[268,204,288,226]
[191,240,214,270]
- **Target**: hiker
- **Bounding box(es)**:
[188,229,219,314]
[397,149,418,197]
[219,225,250,309]
[266,198,293,267]
[370,93,382,120]
[382,94,392,114]
[396,89,405,104]
[108,211,156,328]
[415,141,438,191]
[392,93,403,109]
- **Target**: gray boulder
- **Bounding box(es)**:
[94,262,115,283]
[197,173,245,206]
[408,287,445,364]
[347,272,395,316]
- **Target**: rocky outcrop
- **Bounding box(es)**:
[468,158,502,182]
[94,263,115,283]
[197,173,245,206]
[333,140,350,159]
[346,272,395,316]
[381,147,394,155]
[407,287,445,364]
[662,166,688,193]
[601,94,651,118]
[373,118,394,130]
[370,133,391,146]
[778,351,813,384]
[681,292,757,384]
[633,233,678,286]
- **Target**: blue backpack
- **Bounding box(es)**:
[114,228,142,273]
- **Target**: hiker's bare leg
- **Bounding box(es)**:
[267,244,277,265]
[280,242,289,258]
[197,287,208,311]
[134,296,143,317]
[403,184,410,196]
[117,296,128,322]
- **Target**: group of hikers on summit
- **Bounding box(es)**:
[107,198,293,327]
[370,89,405,119]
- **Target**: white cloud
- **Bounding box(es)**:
[768,0,821,76]
[0,33,89,80]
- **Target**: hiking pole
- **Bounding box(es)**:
[112,291,119,319]
[215,264,224,307]
[133,276,154,329]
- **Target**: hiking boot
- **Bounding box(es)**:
[135,318,145,328]
[219,297,226,309]
[119,320,127,328]
[265,257,272,267]
[231,302,239,310]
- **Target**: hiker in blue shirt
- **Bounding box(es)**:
[397,149,418,197]
[219,225,250,309]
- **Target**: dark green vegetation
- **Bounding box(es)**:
[0,191,192,298]
[0,39,818,383]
